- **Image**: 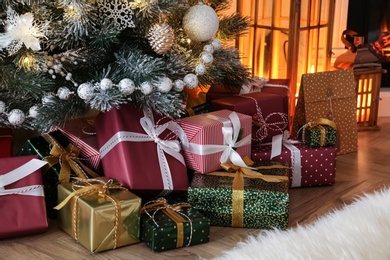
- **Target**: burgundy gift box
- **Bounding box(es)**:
[94,105,189,199]
[0,128,13,158]
[56,117,102,174]
[0,155,48,238]
[176,109,252,173]
[251,142,336,187]
[210,92,289,143]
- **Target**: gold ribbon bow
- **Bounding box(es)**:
[142,198,192,248]
[54,178,124,249]
[302,118,337,146]
[42,133,99,183]
[209,156,288,227]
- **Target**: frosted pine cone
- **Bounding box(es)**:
[147,23,174,55]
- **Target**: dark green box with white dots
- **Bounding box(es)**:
[187,161,289,229]
[17,130,70,219]
[141,206,210,252]
[300,124,337,147]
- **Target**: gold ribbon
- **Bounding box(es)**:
[302,118,337,146]
[208,156,288,227]
[142,198,192,248]
[54,178,124,249]
[42,133,99,183]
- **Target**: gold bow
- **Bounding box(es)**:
[209,156,288,227]
[42,133,99,183]
[54,178,124,249]
[142,198,192,248]
[302,118,337,146]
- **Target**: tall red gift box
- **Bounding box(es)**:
[0,128,13,158]
[0,155,48,238]
[94,105,189,199]
[210,92,289,143]
[176,110,252,173]
[251,140,336,187]
[56,117,102,174]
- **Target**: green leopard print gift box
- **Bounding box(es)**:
[300,118,337,147]
[187,160,289,229]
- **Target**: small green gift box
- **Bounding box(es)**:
[141,198,210,252]
[300,118,337,147]
[187,158,289,229]
[18,130,99,218]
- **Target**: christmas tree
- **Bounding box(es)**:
[0,0,251,132]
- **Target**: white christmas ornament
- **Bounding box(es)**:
[140,82,154,95]
[148,23,175,55]
[156,77,173,93]
[200,51,214,64]
[183,73,199,89]
[118,78,135,95]
[57,87,72,100]
[8,109,25,125]
[97,0,135,30]
[0,101,6,113]
[203,44,214,53]
[182,2,219,42]
[195,63,206,75]
[173,79,185,92]
[77,83,95,100]
[29,105,39,118]
[100,78,113,90]
[0,7,46,55]
[211,38,222,50]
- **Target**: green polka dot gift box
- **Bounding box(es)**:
[141,198,210,252]
[299,118,337,147]
[187,160,289,229]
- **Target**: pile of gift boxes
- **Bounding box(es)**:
[0,78,339,253]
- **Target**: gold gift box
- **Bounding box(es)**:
[57,177,141,252]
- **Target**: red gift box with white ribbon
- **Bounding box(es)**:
[0,155,48,238]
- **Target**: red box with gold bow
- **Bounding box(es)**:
[209,92,289,144]
[0,155,48,238]
[141,197,210,252]
[0,128,12,158]
[17,130,99,219]
[56,177,141,252]
[94,105,189,200]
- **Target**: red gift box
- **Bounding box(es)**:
[0,155,48,238]
[210,92,289,143]
[94,105,189,199]
[56,118,102,174]
[0,128,13,158]
[251,141,336,187]
[177,109,252,173]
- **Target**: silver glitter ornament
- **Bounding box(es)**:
[8,109,25,125]
[147,23,175,55]
[195,63,206,75]
[118,78,135,95]
[156,77,173,93]
[100,78,113,90]
[183,73,199,89]
[183,2,219,42]
[0,101,6,113]
[77,83,95,100]
[140,82,154,95]
[29,105,39,118]
[57,87,72,100]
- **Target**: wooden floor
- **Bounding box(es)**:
[2,117,390,260]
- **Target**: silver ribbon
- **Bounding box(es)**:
[0,159,47,196]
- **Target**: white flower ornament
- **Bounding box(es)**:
[0,7,45,55]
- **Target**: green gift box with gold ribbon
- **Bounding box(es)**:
[17,130,99,218]
[300,118,337,147]
[187,157,289,229]
[141,198,210,252]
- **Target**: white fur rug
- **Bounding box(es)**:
[214,188,390,260]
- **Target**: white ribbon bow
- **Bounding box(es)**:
[0,159,47,197]
[182,112,251,168]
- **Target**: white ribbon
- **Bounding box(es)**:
[240,77,289,94]
[266,131,302,187]
[99,108,186,191]
[181,112,251,168]
[0,158,47,196]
